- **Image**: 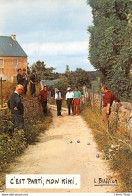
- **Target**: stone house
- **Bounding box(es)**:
[0,34,27,82]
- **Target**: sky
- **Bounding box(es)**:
[0,0,94,73]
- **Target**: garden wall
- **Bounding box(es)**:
[0,98,43,119]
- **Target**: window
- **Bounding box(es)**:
[0,59,4,68]
[13,59,18,68]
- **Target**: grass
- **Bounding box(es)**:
[81,101,132,192]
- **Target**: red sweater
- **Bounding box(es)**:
[103,91,120,107]
[37,90,47,102]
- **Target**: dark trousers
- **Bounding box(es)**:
[41,101,47,115]
[67,98,73,115]
[23,83,27,94]
[30,83,36,96]
[11,113,24,129]
[56,100,62,116]
[23,80,28,94]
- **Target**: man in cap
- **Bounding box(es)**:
[55,89,63,116]
[8,84,24,129]
[65,87,74,115]
[37,85,48,115]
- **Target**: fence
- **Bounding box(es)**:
[82,85,103,109]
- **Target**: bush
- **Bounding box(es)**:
[0,112,52,174]
[0,129,26,172]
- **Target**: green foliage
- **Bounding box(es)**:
[88,0,132,100]
[0,113,52,173]
[55,67,91,97]
[0,122,26,172]
[67,68,90,88]
[30,60,55,82]
[55,78,69,97]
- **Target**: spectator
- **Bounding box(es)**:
[37,85,48,115]
[17,68,24,85]
[73,86,82,115]
[55,89,63,116]
[30,70,36,97]
[65,87,74,115]
[8,85,24,129]
[22,68,28,95]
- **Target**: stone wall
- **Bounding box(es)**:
[23,98,43,119]
[82,86,102,107]
[110,102,132,139]
[0,98,43,119]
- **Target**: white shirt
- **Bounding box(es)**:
[65,91,74,100]
[55,92,61,99]
[14,91,19,95]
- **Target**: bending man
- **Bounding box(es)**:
[101,84,122,127]
[8,85,24,129]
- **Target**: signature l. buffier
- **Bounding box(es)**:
[94,178,118,186]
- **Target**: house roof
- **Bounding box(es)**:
[0,36,27,57]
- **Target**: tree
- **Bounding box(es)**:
[88,0,132,100]
[55,78,69,98]
[30,60,55,81]
[64,65,70,77]
[67,68,90,88]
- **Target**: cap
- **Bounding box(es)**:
[67,87,71,90]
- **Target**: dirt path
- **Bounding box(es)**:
[4,105,117,193]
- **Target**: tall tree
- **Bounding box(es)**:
[88,0,132,100]
[31,60,55,81]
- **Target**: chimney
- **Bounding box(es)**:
[11,34,16,41]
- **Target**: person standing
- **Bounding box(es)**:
[101,84,122,127]
[65,87,74,115]
[22,68,28,95]
[37,85,48,115]
[8,85,24,129]
[17,68,24,85]
[30,70,36,97]
[55,89,63,116]
[73,86,82,115]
